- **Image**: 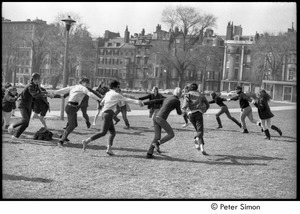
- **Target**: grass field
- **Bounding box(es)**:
[2,106,297,199]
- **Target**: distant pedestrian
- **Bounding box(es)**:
[138,86,165,126]
[143,87,182,159]
[182,83,210,155]
[228,86,261,133]
[209,91,242,129]
[251,89,282,139]
[52,76,102,147]
[82,80,144,155]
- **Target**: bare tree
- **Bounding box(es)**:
[252,32,296,83]
[158,5,217,88]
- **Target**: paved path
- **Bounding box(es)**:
[12,104,296,119]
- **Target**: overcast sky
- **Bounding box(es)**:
[2,2,297,37]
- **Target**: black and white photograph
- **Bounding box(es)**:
[1,1,298,213]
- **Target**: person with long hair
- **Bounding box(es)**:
[251,89,282,139]
[209,91,242,129]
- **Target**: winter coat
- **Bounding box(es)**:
[253,98,274,120]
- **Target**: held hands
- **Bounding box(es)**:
[251,99,256,104]
[227,98,231,101]
[139,100,144,107]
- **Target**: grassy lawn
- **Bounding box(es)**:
[2,108,297,199]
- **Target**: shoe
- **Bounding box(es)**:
[86,121,91,129]
[63,126,67,130]
[123,126,130,129]
[194,138,200,150]
[216,126,222,129]
[82,139,90,151]
[242,129,249,133]
[182,123,188,128]
[201,151,209,155]
[11,135,19,140]
[106,149,115,156]
[146,153,154,159]
[92,122,96,126]
[59,134,70,142]
[8,124,14,134]
[152,141,161,153]
[58,141,64,147]
[114,119,120,125]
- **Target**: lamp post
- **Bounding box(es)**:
[60,16,76,120]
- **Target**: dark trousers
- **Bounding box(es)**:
[80,105,89,123]
[183,112,189,123]
[60,104,78,142]
[114,105,130,127]
[188,111,205,144]
[90,110,116,146]
[13,107,32,137]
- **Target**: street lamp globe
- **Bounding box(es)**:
[61,15,76,31]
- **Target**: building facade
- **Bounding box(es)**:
[2,17,47,85]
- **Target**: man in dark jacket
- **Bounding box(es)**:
[143,87,182,159]
[8,73,52,139]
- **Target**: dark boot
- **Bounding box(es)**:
[271,125,282,136]
[216,117,222,129]
[231,117,242,128]
[264,129,271,140]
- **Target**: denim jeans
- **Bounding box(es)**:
[13,107,32,137]
[151,116,175,145]
[60,104,79,142]
[188,111,205,145]
[90,109,116,146]
[240,106,258,130]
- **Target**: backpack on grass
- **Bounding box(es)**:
[33,127,53,141]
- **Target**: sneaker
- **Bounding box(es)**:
[82,139,90,151]
[216,126,222,129]
[242,129,249,133]
[114,118,120,125]
[11,135,19,140]
[152,141,161,153]
[8,124,14,134]
[58,141,64,147]
[106,149,115,156]
[201,151,209,155]
[194,138,200,150]
[146,153,154,159]
[62,126,67,130]
[182,123,188,128]
[86,121,91,129]
[59,134,70,142]
[92,122,96,126]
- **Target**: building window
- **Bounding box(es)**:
[287,67,296,81]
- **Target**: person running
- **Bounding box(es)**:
[143,87,182,159]
[251,89,282,139]
[2,86,18,129]
[181,85,190,128]
[92,83,110,126]
[8,73,52,139]
[52,76,102,147]
[209,91,242,129]
[227,86,261,133]
[182,83,210,155]
[138,86,165,126]
[31,86,51,129]
[82,80,144,155]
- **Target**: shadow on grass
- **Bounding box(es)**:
[212,154,285,163]
[2,173,53,183]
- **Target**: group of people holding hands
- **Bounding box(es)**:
[3,73,282,159]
